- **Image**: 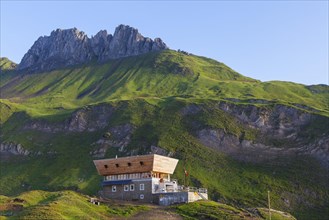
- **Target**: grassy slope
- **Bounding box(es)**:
[175,200,296,220]
[0,50,328,219]
[0,190,149,219]
[0,191,296,219]
[0,99,328,219]
[0,50,328,120]
[0,58,17,72]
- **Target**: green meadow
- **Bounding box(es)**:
[0,50,328,219]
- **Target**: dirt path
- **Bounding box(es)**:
[129,207,183,220]
[112,205,183,220]
[98,197,183,220]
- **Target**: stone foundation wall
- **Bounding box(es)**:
[153,192,208,206]
[153,192,188,206]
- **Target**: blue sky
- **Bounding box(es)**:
[1,1,328,85]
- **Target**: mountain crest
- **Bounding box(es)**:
[0,57,17,72]
[18,25,168,72]
[50,28,88,40]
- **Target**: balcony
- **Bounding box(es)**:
[102,179,132,186]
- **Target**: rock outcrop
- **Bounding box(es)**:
[18,25,168,72]
[24,104,114,133]
[15,101,329,168]
[0,142,31,156]
[182,102,329,168]
[90,124,134,158]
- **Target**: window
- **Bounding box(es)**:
[140,183,144,191]
[104,165,108,169]
[124,185,129,191]
[142,172,150,178]
[140,161,144,166]
[128,162,131,166]
[140,194,144,199]
[115,163,119,167]
[130,184,135,191]
[112,185,116,192]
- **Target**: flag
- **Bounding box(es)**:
[184,168,189,177]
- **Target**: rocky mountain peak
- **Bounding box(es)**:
[51,28,87,40]
[18,25,168,72]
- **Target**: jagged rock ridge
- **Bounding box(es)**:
[18,25,168,72]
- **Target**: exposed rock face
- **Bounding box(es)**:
[0,142,30,156]
[6,101,329,168]
[18,28,92,72]
[90,124,134,158]
[0,142,56,158]
[197,128,300,163]
[105,25,166,60]
[150,145,173,157]
[193,102,329,167]
[18,25,168,72]
[65,105,114,132]
[24,105,114,132]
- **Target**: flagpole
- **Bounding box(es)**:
[184,172,186,187]
[184,168,186,187]
[184,168,188,188]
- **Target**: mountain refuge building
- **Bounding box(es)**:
[93,154,208,205]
